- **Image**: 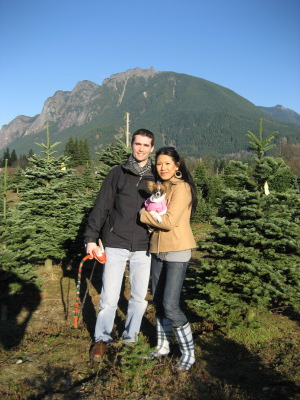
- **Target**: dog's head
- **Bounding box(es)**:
[146,181,167,202]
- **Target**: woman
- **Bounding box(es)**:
[140,147,197,372]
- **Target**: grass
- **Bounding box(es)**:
[0,223,299,399]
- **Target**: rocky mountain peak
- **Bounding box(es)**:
[72,80,100,93]
[103,67,157,87]
[258,104,300,126]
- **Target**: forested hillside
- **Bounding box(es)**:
[1,68,300,159]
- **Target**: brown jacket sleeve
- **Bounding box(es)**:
[140,181,191,230]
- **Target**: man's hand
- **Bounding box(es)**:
[86,242,98,258]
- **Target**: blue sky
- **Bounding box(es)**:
[0,0,299,129]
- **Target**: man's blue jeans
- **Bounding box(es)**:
[151,254,188,328]
[94,247,151,343]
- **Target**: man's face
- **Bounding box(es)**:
[132,135,154,166]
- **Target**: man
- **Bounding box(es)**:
[85,128,155,361]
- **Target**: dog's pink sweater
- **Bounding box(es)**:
[144,198,167,213]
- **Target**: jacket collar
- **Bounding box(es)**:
[168,176,183,185]
[122,157,154,178]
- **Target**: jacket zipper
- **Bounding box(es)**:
[131,175,143,250]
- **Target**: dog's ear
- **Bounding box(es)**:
[146,180,156,192]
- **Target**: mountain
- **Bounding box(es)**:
[258,105,300,127]
[1,67,300,158]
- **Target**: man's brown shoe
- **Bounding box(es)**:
[89,340,107,362]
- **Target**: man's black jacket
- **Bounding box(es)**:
[84,158,155,251]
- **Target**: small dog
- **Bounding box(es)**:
[144,181,168,223]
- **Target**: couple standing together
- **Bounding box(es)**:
[84,128,197,372]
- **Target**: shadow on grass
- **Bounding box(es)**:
[0,270,41,349]
[187,332,300,400]
[23,363,97,400]
[282,307,300,327]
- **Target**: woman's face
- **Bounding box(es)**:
[156,154,179,181]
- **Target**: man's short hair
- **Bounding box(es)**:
[131,128,155,146]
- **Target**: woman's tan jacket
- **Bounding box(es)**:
[140,177,196,254]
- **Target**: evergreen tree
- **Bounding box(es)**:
[81,164,99,192]
[26,124,69,188]
[0,125,95,290]
[10,149,18,166]
[1,149,10,167]
[246,119,278,162]
[192,162,225,222]
[95,138,131,182]
[8,167,24,194]
[79,139,91,165]
[247,119,278,194]
[222,160,256,191]
[188,190,300,328]
[187,121,300,328]
[64,137,91,167]
[193,162,209,197]
[253,156,296,193]
[28,149,34,158]
[64,137,76,162]
[1,159,8,219]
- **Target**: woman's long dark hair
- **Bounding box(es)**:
[155,147,198,216]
